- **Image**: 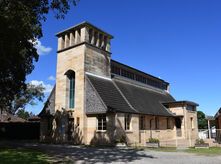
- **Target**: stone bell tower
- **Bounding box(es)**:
[54,22,113,142]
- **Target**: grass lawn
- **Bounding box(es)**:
[185,147,221,155]
[145,147,221,155]
[0,148,53,164]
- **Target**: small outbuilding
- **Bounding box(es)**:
[0,111,40,140]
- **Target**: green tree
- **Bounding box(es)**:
[197,111,208,129]
[16,108,34,120]
[0,0,79,113]
[11,83,45,114]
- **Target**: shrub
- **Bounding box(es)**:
[148,138,160,143]
[115,135,127,144]
[195,139,205,145]
[120,135,127,143]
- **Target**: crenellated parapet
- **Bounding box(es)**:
[56,21,113,53]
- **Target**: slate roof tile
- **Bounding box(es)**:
[87,74,175,116]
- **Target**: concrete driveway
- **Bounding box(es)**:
[1,142,221,164]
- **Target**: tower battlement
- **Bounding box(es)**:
[56,21,113,53]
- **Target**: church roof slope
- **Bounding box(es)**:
[38,86,55,117]
[87,74,175,117]
[87,74,137,114]
[114,79,175,117]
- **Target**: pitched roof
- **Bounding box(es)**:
[205,115,215,120]
[215,108,221,118]
[38,86,55,117]
[114,79,175,117]
[87,74,137,114]
[0,111,26,123]
[87,74,175,116]
[163,101,199,107]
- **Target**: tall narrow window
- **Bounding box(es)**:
[167,118,170,129]
[125,114,131,130]
[65,70,75,109]
[190,117,194,129]
[69,74,75,108]
[155,117,159,130]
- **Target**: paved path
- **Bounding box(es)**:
[1,142,221,163]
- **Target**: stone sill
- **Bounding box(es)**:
[96,130,107,133]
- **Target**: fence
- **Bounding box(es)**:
[199,128,221,145]
[139,128,221,148]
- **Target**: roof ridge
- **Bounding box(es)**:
[86,72,111,81]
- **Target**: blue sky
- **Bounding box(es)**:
[26,0,221,116]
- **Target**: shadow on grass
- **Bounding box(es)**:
[36,145,156,163]
[0,141,156,163]
[0,148,50,164]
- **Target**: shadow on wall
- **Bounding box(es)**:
[89,114,129,146]
[41,110,83,144]
[89,115,177,146]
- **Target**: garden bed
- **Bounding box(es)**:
[146,142,160,148]
[194,139,209,149]
[195,143,209,149]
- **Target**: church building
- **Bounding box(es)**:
[39,22,199,146]
[215,108,221,143]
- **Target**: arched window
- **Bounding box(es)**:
[65,70,75,108]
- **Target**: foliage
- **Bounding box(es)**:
[197,111,208,129]
[115,135,127,144]
[195,139,205,145]
[0,0,79,113]
[16,109,34,120]
[11,83,45,114]
[0,148,51,163]
[148,138,160,143]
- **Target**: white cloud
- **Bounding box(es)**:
[30,80,53,93]
[48,75,56,81]
[35,39,52,55]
